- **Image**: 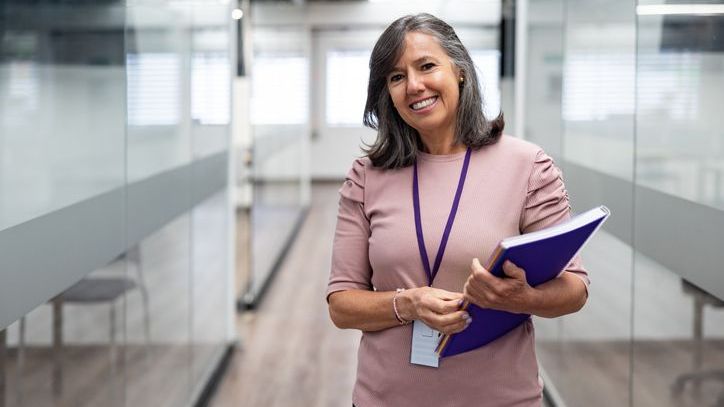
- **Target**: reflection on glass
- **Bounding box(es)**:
[1,1,232,406]
[535,230,633,407]
[191,192,229,383]
[192,52,230,126]
[191,22,231,159]
[125,5,190,183]
[523,0,565,155]
[124,217,190,407]
[633,253,724,407]
[127,53,181,126]
[470,50,501,118]
[188,1,231,384]
[530,0,636,405]
[3,61,39,117]
[325,50,370,127]
[633,8,724,406]
[637,11,724,210]
[245,26,310,305]
[563,53,635,122]
[251,54,308,125]
[0,4,125,231]
[561,22,636,181]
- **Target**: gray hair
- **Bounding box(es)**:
[363,13,504,169]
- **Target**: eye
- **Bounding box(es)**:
[421,62,436,71]
[389,73,404,83]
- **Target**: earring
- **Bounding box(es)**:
[459,76,464,83]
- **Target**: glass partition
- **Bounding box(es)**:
[1,1,233,406]
[524,0,724,406]
[635,4,724,208]
[125,4,191,184]
[526,0,636,405]
[243,26,310,306]
[632,3,724,406]
[522,0,565,157]
[0,2,126,232]
[189,2,231,388]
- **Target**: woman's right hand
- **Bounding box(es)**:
[398,287,472,335]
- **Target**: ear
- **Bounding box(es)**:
[456,67,465,85]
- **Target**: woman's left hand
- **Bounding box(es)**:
[463,258,537,314]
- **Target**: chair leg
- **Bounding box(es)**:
[52,298,63,397]
[141,288,151,346]
[18,317,25,374]
[693,297,703,397]
[17,317,26,405]
[110,304,116,373]
[135,248,151,356]
[1,328,6,407]
[128,244,151,345]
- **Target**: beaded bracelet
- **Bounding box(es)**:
[392,288,411,325]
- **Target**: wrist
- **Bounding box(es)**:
[395,288,416,322]
[392,289,412,325]
[524,286,543,315]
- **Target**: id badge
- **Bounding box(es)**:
[410,320,440,368]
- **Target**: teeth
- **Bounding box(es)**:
[411,97,436,110]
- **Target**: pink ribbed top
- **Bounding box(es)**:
[327,135,589,407]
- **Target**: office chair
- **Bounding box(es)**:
[17,245,150,395]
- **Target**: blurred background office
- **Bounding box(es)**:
[1,0,723,406]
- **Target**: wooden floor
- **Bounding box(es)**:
[210,183,360,407]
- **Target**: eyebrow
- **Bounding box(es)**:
[390,55,439,73]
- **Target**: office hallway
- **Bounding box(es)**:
[210,183,360,407]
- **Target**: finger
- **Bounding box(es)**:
[471,258,495,284]
[437,309,470,326]
[440,319,468,335]
[430,288,464,302]
[464,288,495,308]
[465,277,492,301]
[450,316,474,334]
[424,308,465,329]
[463,279,480,299]
[464,282,485,300]
[502,260,526,281]
[433,311,470,335]
[439,311,473,335]
[423,294,464,315]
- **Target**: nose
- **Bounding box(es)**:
[406,72,425,94]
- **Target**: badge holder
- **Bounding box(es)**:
[410,320,440,368]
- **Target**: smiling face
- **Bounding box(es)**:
[387,31,461,149]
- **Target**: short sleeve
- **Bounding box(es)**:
[327,159,373,301]
[339,158,366,203]
[520,151,590,290]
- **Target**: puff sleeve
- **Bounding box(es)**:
[326,158,373,300]
[520,150,590,289]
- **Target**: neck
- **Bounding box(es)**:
[420,136,466,155]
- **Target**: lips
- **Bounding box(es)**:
[410,96,438,111]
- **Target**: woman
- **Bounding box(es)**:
[327,13,589,406]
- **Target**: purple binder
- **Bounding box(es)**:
[436,206,610,358]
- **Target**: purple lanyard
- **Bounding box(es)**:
[413,147,472,286]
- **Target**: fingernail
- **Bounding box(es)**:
[461,312,469,321]
[465,317,472,326]
[457,299,464,307]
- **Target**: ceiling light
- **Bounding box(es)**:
[637,4,724,15]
